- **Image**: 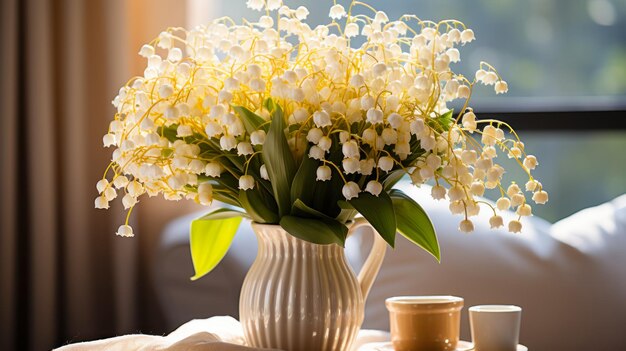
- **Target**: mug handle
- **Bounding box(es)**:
[348,217,387,301]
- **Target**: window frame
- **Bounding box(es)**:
[473,98,626,131]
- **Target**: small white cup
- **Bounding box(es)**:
[469,305,522,351]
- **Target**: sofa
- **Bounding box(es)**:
[153,183,626,350]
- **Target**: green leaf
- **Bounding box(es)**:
[381,170,407,191]
[196,207,249,220]
[263,97,277,113]
[212,192,241,207]
[390,189,440,262]
[233,105,269,134]
[336,200,358,223]
[190,209,244,280]
[292,199,333,220]
[279,215,348,246]
[310,137,344,218]
[239,188,279,224]
[290,145,319,206]
[262,107,296,217]
[158,125,179,142]
[349,191,397,247]
[433,109,454,132]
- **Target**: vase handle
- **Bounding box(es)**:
[349,217,387,301]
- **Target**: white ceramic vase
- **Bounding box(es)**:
[239,219,387,351]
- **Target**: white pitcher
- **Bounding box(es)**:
[239,219,387,351]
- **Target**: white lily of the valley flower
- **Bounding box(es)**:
[350,74,365,87]
[489,215,504,228]
[122,194,138,209]
[359,159,375,175]
[517,204,532,216]
[205,162,223,177]
[237,142,254,156]
[139,44,155,58]
[116,225,134,237]
[431,185,446,200]
[266,0,281,11]
[220,135,237,151]
[329,4,346,19]
[342,140,360,158]
[103,187,117,201]
[345,23,359,38]
[366,108,384,124]
[460,29,475,43]
[342,158,360,174]
[378,156,394,171]
[508,220,522,233]
[113,176,129,189]
[259,164,269,180]
[102,133,116,147]
[259,16,274,28]
[459,219,474,232]
[533,190,549,204]
[250,130,266,145]
[316,165,331,181]
[309,145,325,160]
[246,0,264,11]
[295,6,309,20]
[495,80,509,94]
[126,180,144,197]
[96,179,109,193]
[365,180,383,196]
[318,136,332,152]
[511,193,525,207]
[449,201,464,214]
[313,111,331,128]
[249,78,266,92]
[496,197,511,211]
[523,155,538,170]
[239,175,255,190]
[177,125,193,137]
[94,196,109,209]
[306,128,324,144]
[342,181,360,200]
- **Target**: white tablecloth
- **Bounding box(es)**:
[55,316,390,351]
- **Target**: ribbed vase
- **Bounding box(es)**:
[239,221,386,351]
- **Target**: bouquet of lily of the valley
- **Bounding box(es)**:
[96,0,548,279]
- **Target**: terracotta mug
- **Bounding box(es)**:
[386,296,464,351]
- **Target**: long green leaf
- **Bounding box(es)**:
[290,145,319,206]
[262,107,296,217]
[336,200,358,223]
[310,135,344,218]
[239,188,279,224]
[196,207,249,220]
[190,209,243,280]
[431,109,454,132]
[390,189,440,262]
[263,97,277,113]
[279,215,347,246]
[233,105,269,134]
[381,170,406,191]
[292,199,333,220]
[349,191,397,247]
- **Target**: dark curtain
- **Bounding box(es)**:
[0,0,191,349]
